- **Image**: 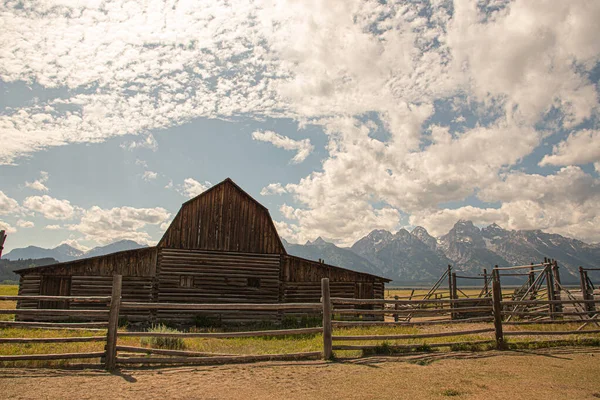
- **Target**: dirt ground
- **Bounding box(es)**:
[1,347,600,400]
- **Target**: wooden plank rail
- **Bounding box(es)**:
[501,311,599,317]
[116,346,236,357]
[0,321,108,329]
[330,297,492,305]
[0,296,111,302]
[0,309,109,316]
[120,302,323,311]
[332,340,495,351]
[503,329,600,336]
[504,320,597,326]
[0,336,106,344]
[502,299,600,306]
[333,306,492,315]
[331,317,494,327]
[332,328,495,341]
[494,263,546,270]
[116,351,323,365]
[118,327,323,338]
[0,352,106,362]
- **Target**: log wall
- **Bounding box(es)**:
[154,249,282,324]
[158,179,285,254]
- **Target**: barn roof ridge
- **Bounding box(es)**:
[182,178,268,212]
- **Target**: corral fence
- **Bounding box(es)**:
[1,266,600,369]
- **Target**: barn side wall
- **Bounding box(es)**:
[281,256,386,319]
[158,180,285,254]
[15,247,158,321]
[155,248,282,324]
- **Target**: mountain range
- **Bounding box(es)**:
[284,220,600,284]
[3,240,147,263]
[3,221,599,284]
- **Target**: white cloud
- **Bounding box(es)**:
[45,224,62,230]
[539,130,600,167]
[142,171,158,181]
[69,205,171,245]
[1,0,599,244]
[16,219,34,228]
[24,171,50,192]
[0,191,20,216]
[252,130,314,163]
[410,167,600,242]
[260,183,287,196]
[179,178,211,199]
[23,195,77,220]
[121,135,158,152]
[0,220,17,234]
[164,180,173,189]
[59,238,89,252]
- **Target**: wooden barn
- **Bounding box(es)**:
[15,178,390,324]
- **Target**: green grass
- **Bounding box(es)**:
[0,285,18,295]
[0,285,18,321]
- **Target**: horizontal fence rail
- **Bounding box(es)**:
[1,262,599,369]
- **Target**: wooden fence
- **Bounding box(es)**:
[1,274,600,369]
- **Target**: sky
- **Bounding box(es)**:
[1,0,600,253]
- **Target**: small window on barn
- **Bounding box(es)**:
[180,276,193,288]
[247,277,261,288]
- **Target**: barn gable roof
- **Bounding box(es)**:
[158,178,286,254]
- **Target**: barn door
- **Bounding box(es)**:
[39,276,71,309]
[355,283,374,310]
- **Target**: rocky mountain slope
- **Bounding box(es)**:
[284,221,600,283]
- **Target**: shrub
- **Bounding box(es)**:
[441,389,461,397]
[140,324,186,350]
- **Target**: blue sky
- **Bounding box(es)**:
[1,0,599,253]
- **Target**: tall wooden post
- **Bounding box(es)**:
[552,260,563,314]
[494,265,502,300]
[450,272,458,319]
[579,267,594,316]
[105,274,122,370]
[491,269,504,349]
[394,295,399,322]
[529,264,535,299]
[321,278,332,360]
[447,265,453,299]
[0,230,6,259]
[545,266,555,319]
[483,268,489,297]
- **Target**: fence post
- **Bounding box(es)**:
[491,269,504,350]
[394,295,399,322]
[483,268,488,297]
[552,260,562,314]
[545,266,555,319]
[579,266,588,313]
[321,278,332,360]
[447,265,453,301]
[450,272,458,319]
[105,274,122,370]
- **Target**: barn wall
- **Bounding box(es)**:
[281,255,387,303]
[16,274,41,310]
[158,180,285,254]
[155,248,282,324]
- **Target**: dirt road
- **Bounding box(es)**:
[2,348,600,399]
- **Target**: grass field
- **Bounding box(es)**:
[1,284,599,367]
